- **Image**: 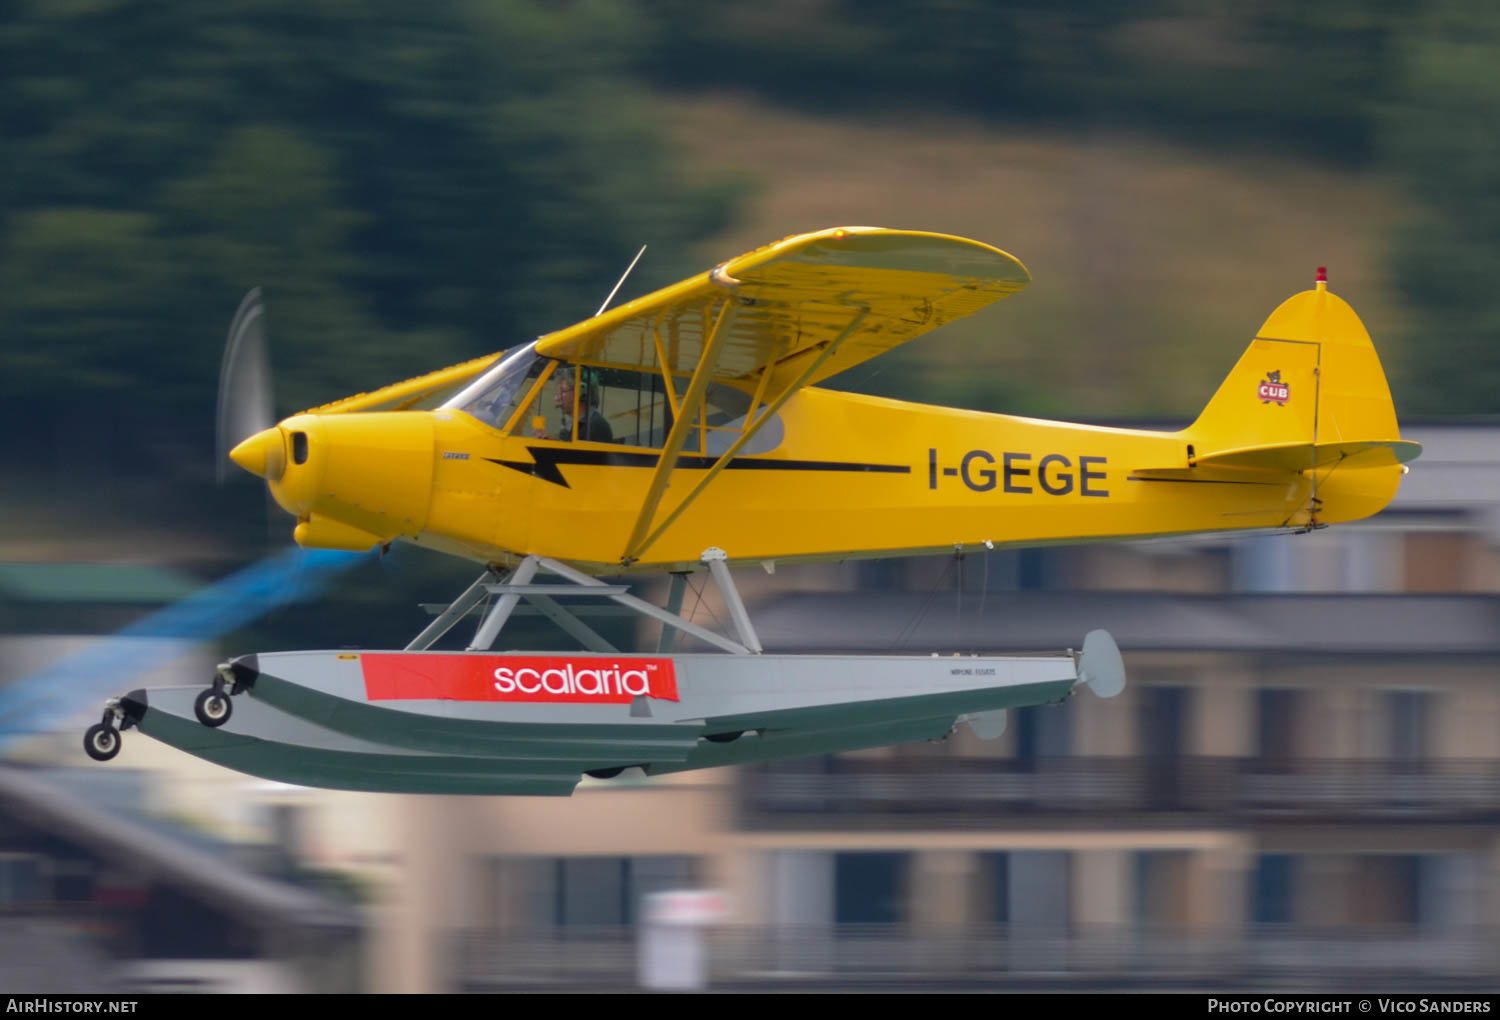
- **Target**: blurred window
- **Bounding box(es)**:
[769,850,833,928]
[51,862,92,904]
[0,854,42,905]
[1386,690,1431,764]
[1403,532,1470,592]
[1140,686,1190,808]
[557,857,628,926]
[834,852,907,924]
[1009,851,1070,930]
[985,852,1010,923]
[1017,548,1049,590]
[1351,855,1421,926]
[1250,854,1295,924]
[533,854,696,927]
[1255,688,1302,765]
[1134,850,1191,927]
[1233,535,1294,592]
[1140,685,1188,757]
[1416,854,1481,929]
[1014,702,1071,768]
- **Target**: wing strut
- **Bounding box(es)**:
[621,305,869,565]
[620,287,740,562]
[650,309,682,419]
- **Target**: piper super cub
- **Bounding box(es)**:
[84,227,1419,794]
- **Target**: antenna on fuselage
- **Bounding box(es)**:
[595,245,648,317]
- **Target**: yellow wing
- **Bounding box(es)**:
[298,227,1026,417]
[533,226,1030,392]
[299,351,504,416]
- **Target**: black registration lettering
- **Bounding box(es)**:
[960,450,996,492]
[1080,455,1109,497]
[1038,453,1073,495]
[1002,452,1032,494]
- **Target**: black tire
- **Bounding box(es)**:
[84,724,120,762]
[585,766,625,779]
[194,688,233,728]
[704,730,744,744]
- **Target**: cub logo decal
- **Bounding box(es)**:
[1258,369,1290,405]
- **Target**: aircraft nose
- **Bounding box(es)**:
[228,427,286,481]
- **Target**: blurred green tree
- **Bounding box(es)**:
[1382,1,1500,414]
[636,0,1410,163]
[0,0,735,480]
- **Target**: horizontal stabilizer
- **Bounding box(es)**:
[1191,439,1422,473]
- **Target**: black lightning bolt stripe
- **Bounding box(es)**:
[487,447,911,489]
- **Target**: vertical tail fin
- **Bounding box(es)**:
[1182,275,1418,524]
[1189,275,1409,460]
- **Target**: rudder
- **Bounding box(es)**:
[1176,274,1417,526]
[1188,274,1404,458]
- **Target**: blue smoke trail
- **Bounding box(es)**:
[0,547,366,742]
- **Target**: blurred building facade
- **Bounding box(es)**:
[0,567,364,993]
[0,765,361,993]
[369,423,1500,992]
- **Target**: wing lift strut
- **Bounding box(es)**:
[405,548,763,657]
[619,274,870,566]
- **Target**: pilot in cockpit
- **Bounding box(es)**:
[534,369,613,443]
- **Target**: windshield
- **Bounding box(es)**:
[442,342,546,430]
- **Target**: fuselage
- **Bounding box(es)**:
[222,233,1415,575]
[251,383,1402,574]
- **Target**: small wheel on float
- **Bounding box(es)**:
[194,688,233,728]
[84,723,121,762]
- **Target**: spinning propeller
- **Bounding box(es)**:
[216,289,276,485]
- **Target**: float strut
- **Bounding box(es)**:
[657,572,689,654]
[469,557,540,650]
[701,547,762,654]
[406,568,502,651]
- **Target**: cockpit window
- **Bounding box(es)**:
[442,343,550,431]
[694,383,784,455]
[587,369,783,454]
[443,347,783,453]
